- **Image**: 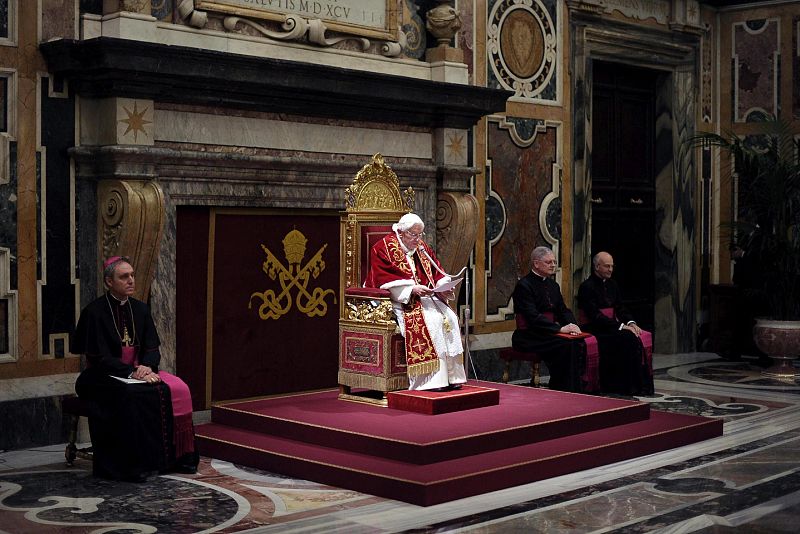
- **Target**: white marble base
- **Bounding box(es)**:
[0,373,79,402]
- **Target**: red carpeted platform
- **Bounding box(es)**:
[196,380,723,506]
[204,381,650,463]
[387,384,500,414]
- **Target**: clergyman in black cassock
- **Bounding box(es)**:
[512,247,590,393]
[577,251,654,396]
[71,256,198,481]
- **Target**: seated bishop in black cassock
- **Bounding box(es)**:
[71,256,198,482]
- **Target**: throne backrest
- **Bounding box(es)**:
[340,154,414,316]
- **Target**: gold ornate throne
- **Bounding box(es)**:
[338,154,415,401]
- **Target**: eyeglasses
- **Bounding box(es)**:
[536,259,557,266]
[405,231,425,239]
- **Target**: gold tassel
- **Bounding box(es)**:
[407,359,440,377]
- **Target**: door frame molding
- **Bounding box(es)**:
[568,12,700,352]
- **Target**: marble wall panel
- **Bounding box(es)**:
[701,14,713,124]
[0,141,16,290]
[484,117,558,318]
[732,18,780,123]
[0,1,9,39]
[457,0,474,83]
[795,16,800,120]
[39,77,77,358]
[41,0,77,42]
[0,397,71,449]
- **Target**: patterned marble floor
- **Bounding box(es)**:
[2,352,799,533]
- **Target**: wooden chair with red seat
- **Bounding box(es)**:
[338,154,415,403]
[502,309,601,392]
[499,314,544,386]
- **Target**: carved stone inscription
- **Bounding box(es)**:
[603,0,669,25]
[199,0,387,30]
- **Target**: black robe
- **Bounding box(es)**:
[577,274,654,395]
[71,293,191,480]
[511,272,588,393]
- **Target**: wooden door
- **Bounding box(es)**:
[591,61,658,330]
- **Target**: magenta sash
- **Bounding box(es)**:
[120,348,195,457]
[160,372,195,457]
[581,336,598,393]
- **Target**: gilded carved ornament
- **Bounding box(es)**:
[344,153,414,213]
[98,180,165,301]
[345,297,395,324]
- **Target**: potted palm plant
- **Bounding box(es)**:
[691,118,800,377]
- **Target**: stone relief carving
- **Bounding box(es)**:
[603,0,670,24]
[177,0,209,28]
[224,15,373,51]
[426,0,461,46]
[401,0,426,59]
[178,0,403,56]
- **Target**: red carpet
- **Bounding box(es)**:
[196,380,722,506]
[387,384,500,414]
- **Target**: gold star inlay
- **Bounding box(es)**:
[446,132,465,159]
[119,102,152,142]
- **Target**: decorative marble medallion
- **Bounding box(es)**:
[487,0,558,102]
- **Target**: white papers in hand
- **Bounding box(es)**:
[110,375,147,384]
[433,278,463,293]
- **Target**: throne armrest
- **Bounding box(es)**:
[346,287,391,298]
[343,287,395,325]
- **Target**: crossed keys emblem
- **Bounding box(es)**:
[248,229,337,320]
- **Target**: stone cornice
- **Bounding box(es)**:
[40,37,511,129]
[69,145,443,181]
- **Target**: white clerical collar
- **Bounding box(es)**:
[108,292,129,305]
[531,269,548,280]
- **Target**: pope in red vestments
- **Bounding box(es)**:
[365,213,467,391]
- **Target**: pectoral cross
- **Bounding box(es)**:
[122,326,132,347]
